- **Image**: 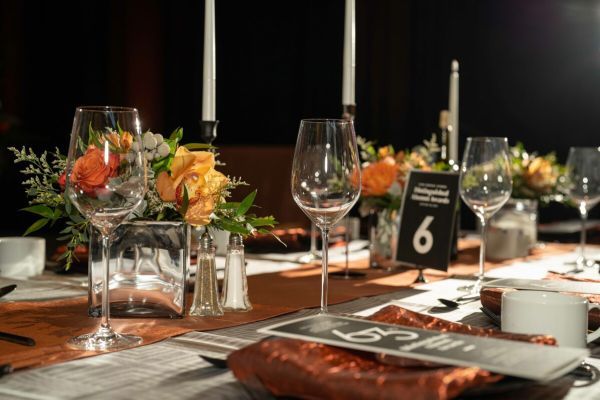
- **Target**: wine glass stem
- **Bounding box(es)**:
[345,217,350,276]
[310,223,318,256]
[320,227,330,313]
[101,234,112,331]
[478,217,487,281]
[579,203,588,264]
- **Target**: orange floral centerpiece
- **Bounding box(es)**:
[10,128,278,268]
[356,136,441,266]
[356,137,437,214]
[509,142,565,203]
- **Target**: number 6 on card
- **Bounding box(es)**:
[396,171,459,272]
[413,216,434,254]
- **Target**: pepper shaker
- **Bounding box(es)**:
[221,233,252,312]
[190,232,223,316]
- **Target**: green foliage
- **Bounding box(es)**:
[9,146,89,269]
[9,128,282,269]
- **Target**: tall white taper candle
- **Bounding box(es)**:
[342,0,356,106]
[448,59,459,162]
[202,0,216,121]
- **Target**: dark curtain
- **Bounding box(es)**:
[1,0,599,233]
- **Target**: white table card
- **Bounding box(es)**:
[259,314,588,382]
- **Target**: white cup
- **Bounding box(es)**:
[501,290,600,348]
[0,237,46,278]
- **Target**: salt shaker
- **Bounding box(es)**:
[190,232,223,316]
[221,233,252,312]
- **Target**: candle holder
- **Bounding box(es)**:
[342,105,356,121]
[199,120,218,145]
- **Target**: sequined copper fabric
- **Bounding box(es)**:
[228,305,556,400]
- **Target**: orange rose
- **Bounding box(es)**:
[157,147,228,226]
[71,146,120,194]
[360,156,397,196]
[58,171,66,191]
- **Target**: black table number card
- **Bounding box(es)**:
[396,170,459,271]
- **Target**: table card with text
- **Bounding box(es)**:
[396,170,459,271]
[259,314,588,382]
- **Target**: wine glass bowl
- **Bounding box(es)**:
[291,119,361,312]
[65,106,146,350]
[564,147,600,269]
[459,137,512,293]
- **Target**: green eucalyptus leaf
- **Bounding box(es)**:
[21,205,54,218]
[24,218,49,236]
[218,202,240,210]
[169,127,183,142]
[179,186,190,217]
[236,190,257,216]
[218,219,251,235]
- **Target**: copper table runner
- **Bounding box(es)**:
[0,241,576,371]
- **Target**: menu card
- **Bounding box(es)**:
[484,278,600,295]
[259,314,588,382]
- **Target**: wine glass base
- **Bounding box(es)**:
[330,270,366,280]
[67,329,142,351]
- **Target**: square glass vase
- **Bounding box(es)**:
[88,221,191,318]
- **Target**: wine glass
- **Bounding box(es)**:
[65,106,147,350]
[564,147,600,270]
[459,137,512,293]
[291,119,361,313]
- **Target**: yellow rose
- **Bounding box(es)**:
[104,131,133,152]
[157,147,228,226]
[120,131,133,152]
[523,157,556,192]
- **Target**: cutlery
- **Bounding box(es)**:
[0,284,17,299]
[0,331,36,346]
[437,294,480,309]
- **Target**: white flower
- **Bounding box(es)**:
[154,134,164,144]
[143,132,157,149]
[157,142,170,157]
[387,181,403,197]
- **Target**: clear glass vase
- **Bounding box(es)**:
[368,208,401,269]
[486,198,538,260]
[88,221,191,318]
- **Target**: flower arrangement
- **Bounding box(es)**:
[509,142,565,203]
[9,128,278,268]
[355,136,443,214]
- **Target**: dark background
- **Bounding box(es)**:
[1,0,599,236]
